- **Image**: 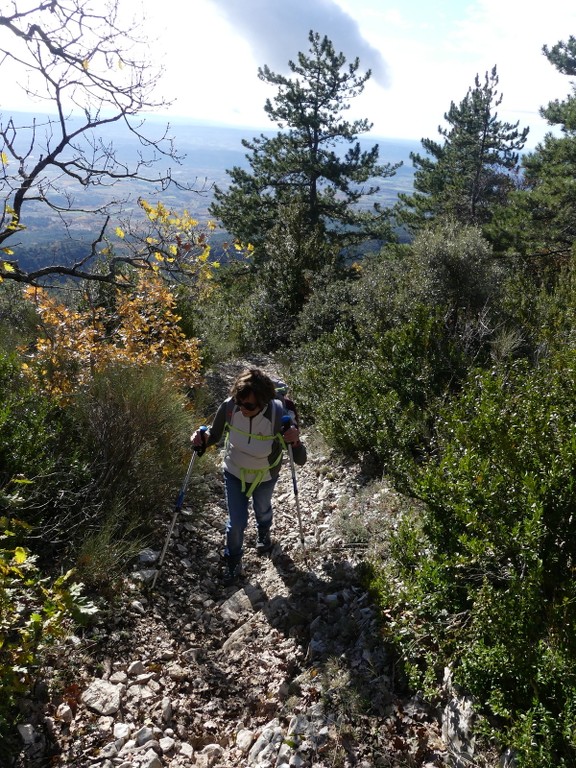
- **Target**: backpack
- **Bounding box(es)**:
[271,378,299,428]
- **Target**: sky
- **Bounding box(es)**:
[135,0,576,149]
[3,0,576,149]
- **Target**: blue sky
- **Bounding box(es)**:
[138,0,576,148]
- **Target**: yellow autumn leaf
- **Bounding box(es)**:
[153,252,164,262]
[1,151,8,165]
[14,547,27,564]
[1,261,15,272]
[1,247,14,255]
[82,59,89,71]
[115,226,125,239]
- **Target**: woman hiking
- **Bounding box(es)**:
[191,368,306,584]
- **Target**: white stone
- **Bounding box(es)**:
[17,724,36,745]
[159,735,175,753]
[127,660,145,676]
[113,722,132,740]
[236,728,254,753]
[179,741,194,758]
[135,725,155,746]
[81,679,122,716]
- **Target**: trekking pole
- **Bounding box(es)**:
[281,415,306,553]
[151,426,207,589]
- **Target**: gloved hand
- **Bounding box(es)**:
[282,425,301,447]
[191,427,208,452]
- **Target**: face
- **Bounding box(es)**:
[235,390,260,415]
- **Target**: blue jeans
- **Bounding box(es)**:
[223,470,278,560]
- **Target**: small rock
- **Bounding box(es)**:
[56,703,73,723]
[179,741,194,758]
[159,735,175,753]
[134,725,155,746]
[128,660,146,677]
[81,679,122,716]
[236,728,254,753]
[17,724,37,745]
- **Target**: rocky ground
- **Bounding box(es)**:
[13,362,453,768]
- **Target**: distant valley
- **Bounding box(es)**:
[5,114,419,267]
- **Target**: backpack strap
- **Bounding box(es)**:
[224,398,288,497]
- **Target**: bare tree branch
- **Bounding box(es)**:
[0,0,201,286]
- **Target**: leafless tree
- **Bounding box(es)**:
[0,0,202,286]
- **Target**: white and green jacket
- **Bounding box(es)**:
[205,397,307,496]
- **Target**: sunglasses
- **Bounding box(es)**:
[235,398,258,411]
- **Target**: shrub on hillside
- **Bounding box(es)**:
[71,363,193,525]
[1,354,195,587]
[372,352,576,766]
[290,306,467,477]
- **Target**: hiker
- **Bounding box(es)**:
[191,368,306,583]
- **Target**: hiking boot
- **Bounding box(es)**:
[256,532,273,555]
[223,557,243,585]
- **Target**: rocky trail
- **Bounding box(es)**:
[13,363,453,768]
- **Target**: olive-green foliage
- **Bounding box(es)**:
[291,307,464,479]
[71,363,194,528]
[1,351,194,581]
[180,261,257,362]
[244,201,342,352]
[0,281,37,349]
[375,353,576,765]
[74,500,145,592]
[290,225,501,475]
[292,267,357,345]
[409,221,504,316]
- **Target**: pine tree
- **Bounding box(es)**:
[210,31,400,260]
[397,66,529,233]
[489,38,576,279]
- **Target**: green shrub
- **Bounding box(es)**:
[0,350,91,557]
[372,350,576,764]
[71,363,195,528]
[74,501,146,592]
[1,352,196,583]
[291,306,466,477]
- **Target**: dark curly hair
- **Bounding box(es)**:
[230,368,276,409]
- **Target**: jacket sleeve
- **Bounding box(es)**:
[205,399,230,446]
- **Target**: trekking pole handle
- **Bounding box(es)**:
[194,425,208,456]
[281,415,292,432]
